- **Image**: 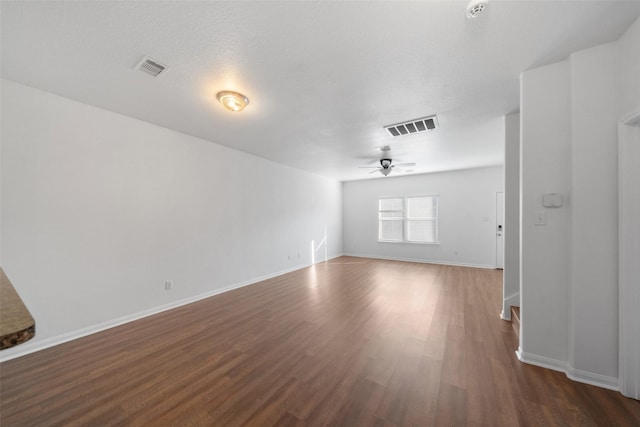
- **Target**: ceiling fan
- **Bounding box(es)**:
[359,158,416,176]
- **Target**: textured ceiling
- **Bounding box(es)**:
[2,1,640,181]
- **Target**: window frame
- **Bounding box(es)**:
[378,195,439,244]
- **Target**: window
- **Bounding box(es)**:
[378,198,404,241]
[378,196,438,243]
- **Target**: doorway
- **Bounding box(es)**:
[496,192,504,269]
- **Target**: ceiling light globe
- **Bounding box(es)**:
[217,91,249,112]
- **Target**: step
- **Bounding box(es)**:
[510,306,520,338]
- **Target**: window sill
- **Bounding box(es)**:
[378,240,440,245]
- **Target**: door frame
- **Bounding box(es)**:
[496,192,504,269]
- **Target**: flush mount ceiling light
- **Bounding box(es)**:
[216,91,249,112]
[466,0,488,18]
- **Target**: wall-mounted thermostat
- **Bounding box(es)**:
[543,193,563,208]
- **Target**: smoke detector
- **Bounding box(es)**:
[134,56,168,78]
[466,0,487,18]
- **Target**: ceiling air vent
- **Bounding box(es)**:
[134,56,167,78]
[385,115,439,137]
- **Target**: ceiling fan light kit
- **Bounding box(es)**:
[359,158,417,177]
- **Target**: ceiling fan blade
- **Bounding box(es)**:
[358,157,382,165]
[358,166,379,169]
[369,169,381,174]
[393,162,416,167]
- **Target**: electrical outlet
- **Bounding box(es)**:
[165,280,173,291]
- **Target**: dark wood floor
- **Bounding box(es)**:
[1,257,639,426]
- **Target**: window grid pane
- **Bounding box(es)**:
[407,196,436,219]
[407,219,437,243]
[379,198,403,211]
[379,219,404,241]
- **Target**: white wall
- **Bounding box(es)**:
[519,16,640,390]
[520,60,572,365]
[343,166,503,268]
[569,42,619,381]
[0,79,343,360]
[502,112,520,320]
[617,16,640,400]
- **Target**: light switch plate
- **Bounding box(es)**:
[534,210,547,225]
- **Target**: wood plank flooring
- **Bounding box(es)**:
[1,256,639,426]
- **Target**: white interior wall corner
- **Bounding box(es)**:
[0,79,344,360]
[502,112,520,321]
[520,59,572,364]
[568,42,619,379]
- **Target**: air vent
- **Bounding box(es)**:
[385,116,439,137]
[134,56,167,78]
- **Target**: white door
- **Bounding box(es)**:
[496,192,504,269]
[619,112,640,399]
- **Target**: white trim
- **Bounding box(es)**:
[495,191,504,269]
[517,350,619,391]
[567,367,619,391]
[621,109,640,126]
[515,346,524,361]
[618,109,640,399]
[343,253,495,269]
[500,292,520,320]
[377,240,440,245]
[517,349,569,373]
[0,255,343,362]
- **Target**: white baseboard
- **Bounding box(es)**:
[0,255,343,362]
[517,349,569,372]
[343,253,495,269]
[566,367,619,391]
[517,350,619,391]
[515,346,524,361]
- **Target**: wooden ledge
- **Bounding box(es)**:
[1,268,35,350]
